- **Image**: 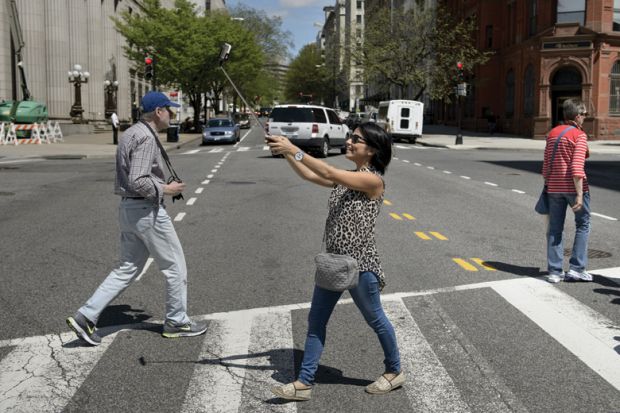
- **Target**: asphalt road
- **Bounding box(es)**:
[0,125,619,412]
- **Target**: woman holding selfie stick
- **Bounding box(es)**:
[267,123,405,401]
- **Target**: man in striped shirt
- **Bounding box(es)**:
[66,91,208,345]
[542,98,592,283]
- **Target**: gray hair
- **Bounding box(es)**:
[140,110,157,121]
[563,99,586,121]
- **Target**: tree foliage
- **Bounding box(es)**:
[361,2,491,101]
[284,44,330,104]
[112,0,265,123]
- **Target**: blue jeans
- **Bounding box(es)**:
[298,271,401,386]
[80,199,191,326]
[547,192,591,275]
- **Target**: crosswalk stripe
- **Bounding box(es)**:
[492,278,620,390]
[239,311,297,412]
[209,148,223,153]
[181,313,252,413]
[383,299,470,412]
[237,147,250,151]
[0,332,111,412]
[182,149,201,155]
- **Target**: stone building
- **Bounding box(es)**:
[439,0,620,140]
[0,0,173,132]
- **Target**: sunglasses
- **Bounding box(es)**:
[350,134,366,144]
[579,112,588,116]
[159,106,177,116]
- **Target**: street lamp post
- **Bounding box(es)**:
[68,64,90,123]
[103,79,119,117]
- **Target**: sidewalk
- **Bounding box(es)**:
[0,131,202,162]
[418,124,620,155]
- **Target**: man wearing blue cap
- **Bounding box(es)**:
[66,91,208,345]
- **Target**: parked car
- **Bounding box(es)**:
[202,118,240,144]
[376,100,424,143]
[345,112,375,130]
[234,112,251,129]
[267,104,350,157]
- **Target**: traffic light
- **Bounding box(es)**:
[145,55,154,81]
[456,61,464,82]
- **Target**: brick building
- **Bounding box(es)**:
[438,0,620,140]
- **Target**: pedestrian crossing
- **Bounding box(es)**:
[181,145,272,155]
[1,276,619,412]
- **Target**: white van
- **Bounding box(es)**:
[376,100,423,143]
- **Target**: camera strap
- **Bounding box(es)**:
[140,120,184,202]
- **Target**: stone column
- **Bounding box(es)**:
[45,0,71,119]
[0,3,12,99]
[69,0,89,119]
[87,0,104,121]
[18,0,46,103]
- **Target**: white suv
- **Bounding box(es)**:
[267,104,350,157]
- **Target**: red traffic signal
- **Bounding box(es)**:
[456,61,463,70]
[145,57,153,65]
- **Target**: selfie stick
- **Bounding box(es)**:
[218,43,266,131]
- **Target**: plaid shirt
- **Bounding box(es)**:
[114,121,165,203]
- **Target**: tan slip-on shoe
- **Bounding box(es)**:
[271,382,312,401]
[365,371,406,395]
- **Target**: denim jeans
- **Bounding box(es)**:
[80,199,191,326]
[547,192,591,275]
[298,271,401,386]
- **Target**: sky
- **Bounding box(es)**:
[226,0,334,58]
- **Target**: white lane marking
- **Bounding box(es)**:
[187,197,197,206]
[511,189,525,194]
[262,145,270,151]
[135,257,154,281]
[591,267,620,279]
[427,166,435,170]
[492,277,620,391]
[591,212,618,221]
[443,170,452,174]
[209,148,223,153]
[393,157,399,160]
[237,147,250,152]
[460,176,471,180]
[0,158,44,165]
[395,145,409,149]
[214,165,220,169]
[181,313,252,413]
[484,182,498,187]
[414,162,422,166]
[182,149,200,155]
[174,212,186,222]
[210,169,217,173]
[384,300,470,412]
[0,333,112,413]
[195,188,204,194]
[238,129,252,144]
[207,174,214,179]
[403,160,410,163]
[201,179,210,185]
[239,312,297,413]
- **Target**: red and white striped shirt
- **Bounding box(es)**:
[542,122,589,194]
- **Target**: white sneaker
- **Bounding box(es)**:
[564,269,593,282]
[545,273,565,283]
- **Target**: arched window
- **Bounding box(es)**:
[505,70,515,118]
[523,65,535,117]
[610,61,620,115]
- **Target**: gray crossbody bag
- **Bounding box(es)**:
[314,234,359,292]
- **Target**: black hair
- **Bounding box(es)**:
[356,122,392,174]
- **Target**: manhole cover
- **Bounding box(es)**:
[0,192,15,196]
[564,248,612,259]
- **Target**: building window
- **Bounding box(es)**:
[557,0,585,26]
[356,14,362,24]
[357,1,362,9]
[614,0,620,31]
[523,65,535,117]
[610,61,620,114]
[528,0,537,37]
[505,70,515,119]
[485,25,493,48]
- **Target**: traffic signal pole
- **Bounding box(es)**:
[455,62,464,145]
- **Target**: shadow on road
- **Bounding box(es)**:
[484,261,545,277]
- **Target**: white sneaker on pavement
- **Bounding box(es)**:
[545,273,565,284]
[564,269,593,282]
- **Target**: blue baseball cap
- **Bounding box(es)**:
[141,91,181,112]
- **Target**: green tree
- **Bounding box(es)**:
[361,2,491,101]
[113,0,264,126]
[284,44,330,104]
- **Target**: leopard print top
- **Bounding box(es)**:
[324,166,385,289]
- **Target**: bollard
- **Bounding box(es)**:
[455,132,463,145]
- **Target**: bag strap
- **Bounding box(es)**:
[545,125,575,181]
[140,120,182,182]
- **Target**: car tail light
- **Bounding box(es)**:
[312,124,319,134]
